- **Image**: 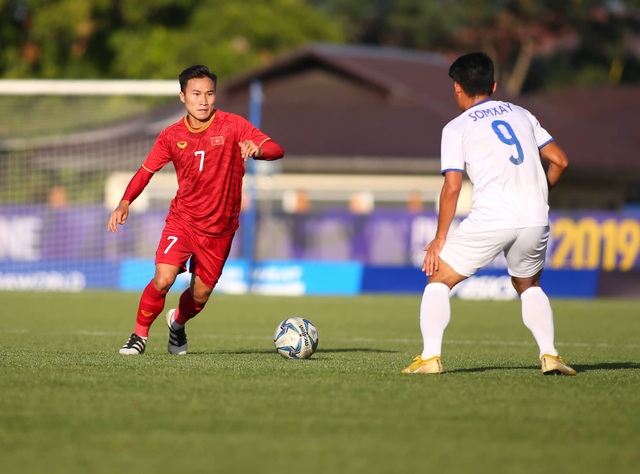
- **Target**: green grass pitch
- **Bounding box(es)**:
[1,292,638,474]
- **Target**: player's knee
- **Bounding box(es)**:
[153,274,176,292]
[191,274,214,303]
[511,277,538,295]
[192,287,213,305]
[192,294,210,308]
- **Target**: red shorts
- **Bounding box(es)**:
[155,218,235,289]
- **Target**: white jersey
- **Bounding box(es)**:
[440,99,553,229]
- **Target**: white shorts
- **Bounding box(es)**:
[439,221,550,278]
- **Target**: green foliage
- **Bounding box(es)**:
[110,0,343,79]
[0,0,343,80]
[309,0,468,48]
[308,0,640,92]
[0,292,639,473]
[1,0,638,89]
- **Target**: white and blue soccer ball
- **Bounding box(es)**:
[274,317,319,359]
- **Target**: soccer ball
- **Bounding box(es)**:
[273,317,319,359]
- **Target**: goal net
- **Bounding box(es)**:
[0,80,458,293]
[0,81,181,291]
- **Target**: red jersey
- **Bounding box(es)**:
[143,110,281,236]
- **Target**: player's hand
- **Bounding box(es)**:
[422,237,446,276]
[107,201,130,234]
[238,140,262,161]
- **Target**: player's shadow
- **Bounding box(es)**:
[318,348,397,354]
[449,365,531,373]
[571,362,640,371]
[186,349,275,355]
[186,348,397,356]
[449,361,640,373]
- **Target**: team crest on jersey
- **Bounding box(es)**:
[177,141,188,149]
[211,136,224,146]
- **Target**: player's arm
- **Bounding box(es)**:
[235,115,284,161]
[107,166,154,233]
[540,141,569,189]
[423,170,463,275]
[256,139,284,160]
[238,138,284,161]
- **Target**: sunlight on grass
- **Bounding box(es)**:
[0,293,638,474]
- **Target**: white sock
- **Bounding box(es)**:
[521,286,558,359]
[420,282,451,359]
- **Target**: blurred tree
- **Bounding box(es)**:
[0,0,343,79]
[0,0,40,78]
[454,0,640,94]
[309,0,640,94]
[1,0,116,78]
[538,0,640,89]
[453,0,587,95]
[110,0,344,79]
[307,0,466,48]
[2,0,638,92]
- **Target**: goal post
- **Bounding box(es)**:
[0,79,177,96]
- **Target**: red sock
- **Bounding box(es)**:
[174,289,206,326]
[134,280,167,337]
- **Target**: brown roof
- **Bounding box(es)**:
[8,43,638,185]
[518,86,640,176]
[218,44,460,173]
[217,44,640,179]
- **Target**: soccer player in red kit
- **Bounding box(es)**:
[108,65,284,355]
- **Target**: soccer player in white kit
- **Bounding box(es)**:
[403,52,576,375]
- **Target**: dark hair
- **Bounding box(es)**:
[179,65,218,92]
[448,52,495,97]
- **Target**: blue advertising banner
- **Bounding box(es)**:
[120,259,362,296]
[218,260,362,296]
[0,204,637,298]
[361,266,427,294]
[0,261,119,291]
[120,258,191,292]
[447,269,599,299]
[361,267,599,299]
